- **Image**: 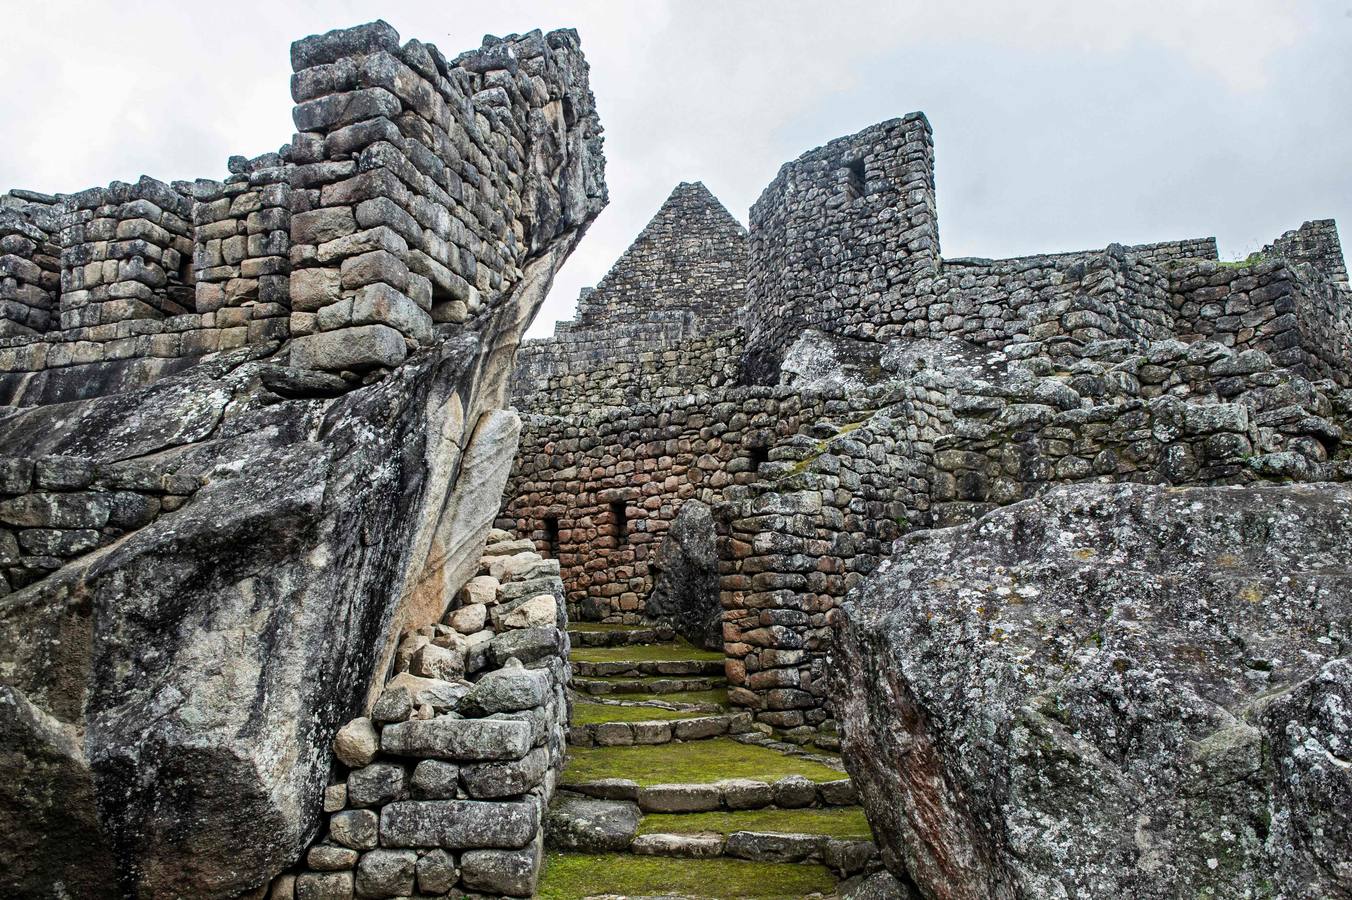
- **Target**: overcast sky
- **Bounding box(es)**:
[2,1,1348,337]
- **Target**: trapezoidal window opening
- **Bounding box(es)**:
[749,445,771,470]
[609,500,629,544]
[844,157,866,201]
[543,516,560,558]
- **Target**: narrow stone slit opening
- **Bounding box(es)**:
[543,515,560,557]
[609,500,628,544]
[749,445,770,471]
[844,157,866,201]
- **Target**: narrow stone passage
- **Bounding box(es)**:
[539,624,879,899]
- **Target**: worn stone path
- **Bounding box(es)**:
[538,624,881,899]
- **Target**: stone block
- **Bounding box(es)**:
[346,762,406,808]
[415,848,458,894]
[719,778,773,810]
[459,746,550,799]
[295,871,354,900]
[378,799,540,849]
[410,759,459,799]
[333,717,379,768]
[638,783,722,813]
[457,663,549,716]
[460,838,543,897]
[773,775,817,808]
[328,809,378,850]
[354,848,416,897]
[290,268,342,313]
[380,716,531,761]
[289,324,407,371]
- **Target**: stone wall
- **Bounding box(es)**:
[286,530,570,899]
[741,114,937,382]
[502,113,1350,743]
[0,21,606,406]
[510,181,746,408]
[0,18,606,899]
[0,191,62,338]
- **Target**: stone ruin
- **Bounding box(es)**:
[1,17,1349,900]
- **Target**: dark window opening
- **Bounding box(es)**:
[844,157,866,201]
[543,516,560,558]
[749,445,770,470]
[609,501,628,543]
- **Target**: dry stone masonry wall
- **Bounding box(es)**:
[503,112,1352,745]
[0,20,605,406]
[285,530,571,899]
[1,18,605,900]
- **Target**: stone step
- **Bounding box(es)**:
[569,711,754,748]
[538,851,841,899]
[562,737,847,793]
[572,657,725,677]
[562,776,858,813]
[573,688,731,714]
[632,830,876,875]
[638,805,872,842]
[573,674,727,696]
[566,622,676,647]
[548,794,876,875]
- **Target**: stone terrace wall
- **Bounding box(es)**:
[1169,244,1352,386]
[0,20,606,405]
[1265,218,1348,286]
[500,381,936,627]
[287,530,571,899]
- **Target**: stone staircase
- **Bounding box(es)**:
[538,623,882,899]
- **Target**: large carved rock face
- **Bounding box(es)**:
[0,22,606,898]
[833,482,1352,900]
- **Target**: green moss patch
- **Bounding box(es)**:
[538,852,838,900]
[570,642,725,664]
[639,805,874,840]
[564,737,846,787]
[598,687,730,709]
[572,701,707,725]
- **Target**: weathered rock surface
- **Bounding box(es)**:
[834,481,1352,900]
[645,499,722,649]
[546,791,642,851]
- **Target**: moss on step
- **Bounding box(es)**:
[572,701,708,725]
[639,806,874,840]
[564,737,845,787]
[570,642,725,664]
[538,851,838,900]
[573,672,724,686]
[608,687,731,709]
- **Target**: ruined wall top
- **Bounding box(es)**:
[0,20,607,407]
